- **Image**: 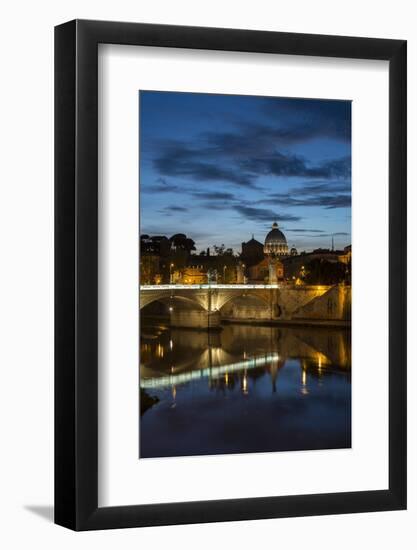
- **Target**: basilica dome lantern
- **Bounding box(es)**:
[264,222,289,256]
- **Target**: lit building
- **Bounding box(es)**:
[264,222,289,256]
[240,222,287,283]
[173,266,207,285]
[247,257,284,283]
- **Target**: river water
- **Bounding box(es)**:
[140,322,351,458]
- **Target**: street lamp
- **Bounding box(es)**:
[223,265,227,283]
[170,263,174,284]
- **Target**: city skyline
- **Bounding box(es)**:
[139,91,351,253]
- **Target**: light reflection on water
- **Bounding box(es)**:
[140,323,351,458]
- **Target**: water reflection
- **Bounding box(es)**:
[140,323,351,458]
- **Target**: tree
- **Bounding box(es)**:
[170,234,196,254]
[140,255,159,285]
[304,259,347,285]
[211,244,237,283]
[213,244,234,256]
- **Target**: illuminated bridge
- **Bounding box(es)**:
[140,284,351,328]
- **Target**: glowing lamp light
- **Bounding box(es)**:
[301,369,307,386]
[242,374,248,394]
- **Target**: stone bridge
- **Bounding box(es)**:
[140,284,351,328]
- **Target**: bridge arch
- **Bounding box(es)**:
[216,291,271,311]
[219,292,276,320]
[140,292,208,312]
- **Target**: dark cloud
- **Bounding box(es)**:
[241,155,350,180]
[294,181,351,194]
[285,228,325,233]
[153,143,254,187]
[192,191,236,201]
[150,134,350,188]
[234,205,301,223]
[317,157,351,179]
[158,205,189,215]
[199,202,235,211]
[141,178,180,193]
[264,194,351,209]
[204,123,342,157]
[319,232,350,237]
[260,97,351,143]
[166,206,188,212]
[257,177,351,210]
[201,99,351,159]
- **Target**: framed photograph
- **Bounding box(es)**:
[55,20,406,530]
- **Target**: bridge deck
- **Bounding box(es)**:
[140,284,280,290]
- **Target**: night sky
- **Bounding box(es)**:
[139,91,351,253]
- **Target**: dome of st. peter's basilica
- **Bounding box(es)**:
[264,222,289,256]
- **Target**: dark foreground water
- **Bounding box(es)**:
[140,322,351,458]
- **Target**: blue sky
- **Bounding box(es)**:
[139,91,351,253]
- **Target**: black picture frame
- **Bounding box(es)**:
[55,19,407,531]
